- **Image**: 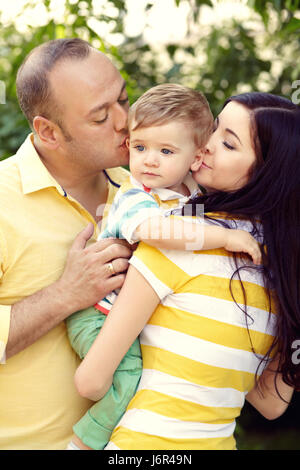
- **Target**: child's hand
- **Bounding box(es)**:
[224,229,262,265]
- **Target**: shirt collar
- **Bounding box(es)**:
[153,172,201,201]
[130,172,200,202]
[17,134,66,196]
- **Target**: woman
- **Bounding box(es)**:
[75,92,299,450]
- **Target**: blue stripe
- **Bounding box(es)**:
[108,200,159,239]
[103,169,121,188]
[109,187,157,217]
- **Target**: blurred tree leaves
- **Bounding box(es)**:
[0,0,300,160]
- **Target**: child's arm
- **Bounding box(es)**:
[74,264,160,402]
[135,216,262,265]
[246,356,294,419]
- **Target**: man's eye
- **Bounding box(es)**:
[135,145,145,152]
[94,115,108,124]
[161,148,173,155]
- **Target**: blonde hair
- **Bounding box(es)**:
[128,83,213,148]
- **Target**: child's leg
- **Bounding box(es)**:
[66,306,105,359]
[66,306,142,450]
[73,337,142,450]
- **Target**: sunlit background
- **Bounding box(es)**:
[0,0,300,449]
[0,0,257,41]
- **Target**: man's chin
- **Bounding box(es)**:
[108,153,129,169]
[118,149,130,166]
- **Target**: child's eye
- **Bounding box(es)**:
[161,148,173,155]
[118,96,129,106]
[135,145,145,152]
[223,141,235,150]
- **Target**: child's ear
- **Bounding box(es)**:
[190,150,203,172]
[126,137,130,149]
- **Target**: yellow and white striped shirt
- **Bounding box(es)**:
[106,220,276,450]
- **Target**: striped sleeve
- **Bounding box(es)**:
[99,187,161,244]
[129,243,188,300]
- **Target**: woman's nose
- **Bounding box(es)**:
[203,135,214,155]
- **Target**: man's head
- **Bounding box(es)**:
[127,84,213,192]
[16,38,129,172]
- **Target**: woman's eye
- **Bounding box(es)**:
[135,145,145,152]
[161,148,173,155]
[223,141,235,150]
[212,119,218,133]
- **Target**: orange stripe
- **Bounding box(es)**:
[94,303,109,315]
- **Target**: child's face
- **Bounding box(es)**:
[128,121,203,192]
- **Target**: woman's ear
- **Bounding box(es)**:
[190,150,204,172]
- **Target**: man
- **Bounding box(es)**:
[0,38,132,449]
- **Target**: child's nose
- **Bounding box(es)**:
[144,151,159,167]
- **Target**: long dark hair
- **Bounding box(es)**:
[185,92,300,391]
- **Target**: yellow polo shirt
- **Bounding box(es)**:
[0,134,129,449]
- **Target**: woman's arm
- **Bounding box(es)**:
[74,264,160,401]
[246,356,294,420]
[135,216,261,264]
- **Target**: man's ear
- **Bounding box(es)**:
[33,116,61,150]
[190,150,204,172]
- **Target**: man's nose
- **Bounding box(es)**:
[113,102,128,132]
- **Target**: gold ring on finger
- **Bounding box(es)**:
[107,262,116,275]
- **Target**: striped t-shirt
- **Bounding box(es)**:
[105,218,276,450]
[100,173,200,243]
[95,173,201,315]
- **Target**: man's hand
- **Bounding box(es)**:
[6,223,133,358]
[58,223,133,313]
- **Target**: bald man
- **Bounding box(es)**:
[0,38,132,449]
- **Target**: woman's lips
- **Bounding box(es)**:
[201,161,212,169]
